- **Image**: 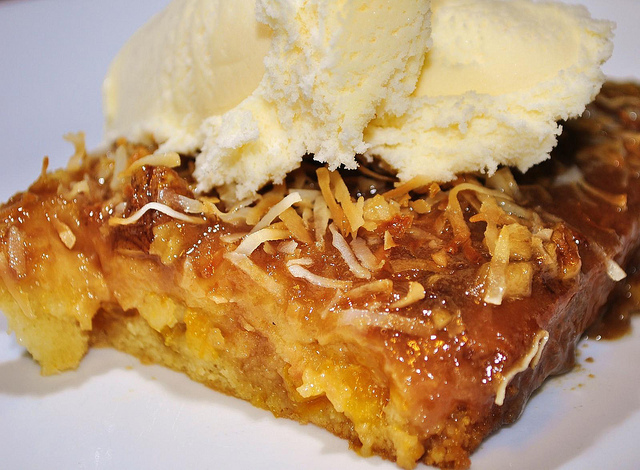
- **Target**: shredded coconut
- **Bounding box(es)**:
[175,195,206,214]
[279,208,313,244]
[339,308,434,337]
[287,264,352,289]
[277,240,299,254]
[122,151,181,177]
[329,224,371,279]
[344,279,393,299]
[495,330,549,406]
[313,195,331,249]
[350,237,384,271]
[235,228,291,255]
[286,257,314,267]
[251,192,302,233]
[317,168,349,235]
[108,202,205,226]
[51,219,76,249]
[390,282,426,309]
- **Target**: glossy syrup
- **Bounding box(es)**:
[586,266,640,340]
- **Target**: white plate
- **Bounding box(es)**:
[0,1,639,469]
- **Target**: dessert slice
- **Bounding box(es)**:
[1,82,639,469]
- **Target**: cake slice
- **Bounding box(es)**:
[1,82,639,469]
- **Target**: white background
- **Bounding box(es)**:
[0,1,639,469]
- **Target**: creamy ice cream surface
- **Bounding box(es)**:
[104,0,431,199]
[103,0,272,155]
[103,0,613,200]
[364,0,614,182]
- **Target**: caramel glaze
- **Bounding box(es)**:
[1,83,640,469]
[334,83,640,465]
[527,82,640,347]
[454,82,640,454]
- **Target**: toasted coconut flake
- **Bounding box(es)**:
[597,93,640,110]
[109,144,129,191]
[339,308,434,337]
[384,231,397,250]
[431,308,453,330]
[108,202,205,226]
[495,330,549,406]
[530,330,550,368]
[251,192,302,233]
[446,183,512,244]
[245,190,284,226]
[383,175,432,200]
[206,195,256,224]
[286,257,314,267]
[330,171,365,234]
[64,132,87,172]
[278,240,299,254]
[499,199,535,220]
[329,224,371,280]
[390,282,426,309]
[292,189,321,203]
[287,264,352,289]
[506,224,533,261]
[313,195,331,249]
[220,232,248,244]
[534,228,553,242]
[532,237,559,277]
[67,179,90,198]
[588,241,627,281]
[484,224,512,305]
[318,290,344,319]
[356,163,397,182]
[344,279,393,299]
[51,219,76,249]
[390,258,439,273]
[262,241,277,255]
[224,252,283,296]
[235,228,291,256]
[112,201,127,218]
[486,167,521,200]
[317,168,349,235]
[174,195,206,214]
[121,151,181,177]
[350,237,384,271]
[409,199,431,214]
[606,258,627,281]
[279,208,313,244]
[201,198,251,224]
[301,206,313,225]
[431,249,448,268]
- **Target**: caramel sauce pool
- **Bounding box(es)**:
[587,266,640,340]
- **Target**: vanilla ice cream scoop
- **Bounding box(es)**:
[103,0,272,155]
[364,0,614,182]
[104,0,432,200]
[103,0,613,200]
